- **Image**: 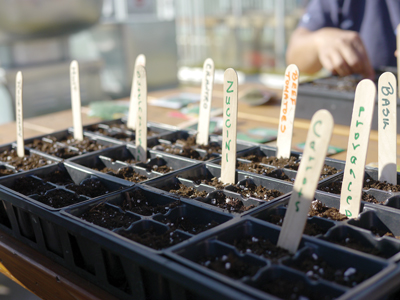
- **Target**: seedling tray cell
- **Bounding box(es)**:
[318,167,400,209]
[0,143,56,172]
[167,218,399,300]
[144,163,292,215]
[24,129,121,160]
[0,165,16,178]
[0,162,129,211]
[211,145,344,184]
[82,119,177,143]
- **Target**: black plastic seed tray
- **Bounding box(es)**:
[82,119,177,143]
[68,144,199,182]
[0,143,57,172]
[318,166,400,209]
[250,191,400,261]
[296,70,400,131]
[0,162,129,211]
[144,163,293,215]
[151,129,254,162]
[24,129,121,160]
[210,145,344,184]
[166,216,400,300]
[0,185,252,300]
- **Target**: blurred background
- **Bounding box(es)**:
[0,0,309,125]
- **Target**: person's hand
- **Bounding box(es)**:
[314,28,375,79]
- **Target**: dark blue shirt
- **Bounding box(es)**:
[298,0,400,68]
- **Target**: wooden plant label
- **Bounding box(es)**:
[127,54,146,130]
[339,79,376,218]
[70,60,83,141]
[220,68,238,184]
[15,71,24,158]
[378,72,397,184]
[196,58,215,145]
[135,65,147,162]
[277,109,334,253]
[276,64,299,158]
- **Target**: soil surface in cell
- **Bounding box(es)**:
[86,124,157,141]
[66,179,110,198]
[257,277,336,300]
[158,216,220,234]
[0,167,14,177]
[318,180,382,204]
[155,144,214,161]
[240,154,298,169]
[232,235,290,263]
[38,169,74,185]
[265,212,331,236]
[79,202,138,230]
[367,226,400,240]
[236,161,293,182]
[120,190,181,216]
[26,135,109,159]
[324,233,391,258]
[0,149,54,170]
[199,252,262,279]
[308,200,347,221]
[36,189,84,208]
[118,226,188,250]
[10,176,54,195]
[363,176,400,192]
[98,166,149,183]
[175,136,222,154]
[284,252,373,287]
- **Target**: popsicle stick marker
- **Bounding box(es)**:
[276,64,299,158]
[339,79,376,218]
[127,54,146,130]
[220,68,238,184]
[15,71,24,158]
[135,65,147,162]
[196,58,215,145]
[378,72,397,184]
[70,60,83,141]
[278,109,334,254]
[397,24,400,99]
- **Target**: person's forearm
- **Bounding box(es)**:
[286,27,323,74]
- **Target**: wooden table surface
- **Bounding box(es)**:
[0,83,399,299]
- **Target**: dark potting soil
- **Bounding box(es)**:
[318,180,381,204]
[265,213,330,236]
[367,226,400,240]
[230,181,284,201]
[26,135,108,159]
[240,154,298,169]
[158,216,219,234]
[182,175,227,189]
[86,124,157,140]
[364,177,400,192]
[120,190,181,216]
[232,235,290,263]
[236,161,293,182]
[199,252,261,279]
[38,169,74,185]
[118,227,188,250]
[257,277,335,300]
[175,136,222,154]
[308,200,348,221]
[36,189,84,208]
[162,183,209,199]
[156,144,213,161]
[0,149,54,170]
[80,202,138,230]
[0,166,14,177]
[284,252,372,287]
[66,179,110,198]
[10,176,54,196]
[324,233,389,258]
[107,167,149,183]
[145,164,173,174]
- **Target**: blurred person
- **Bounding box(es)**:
[286,0,400,79]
